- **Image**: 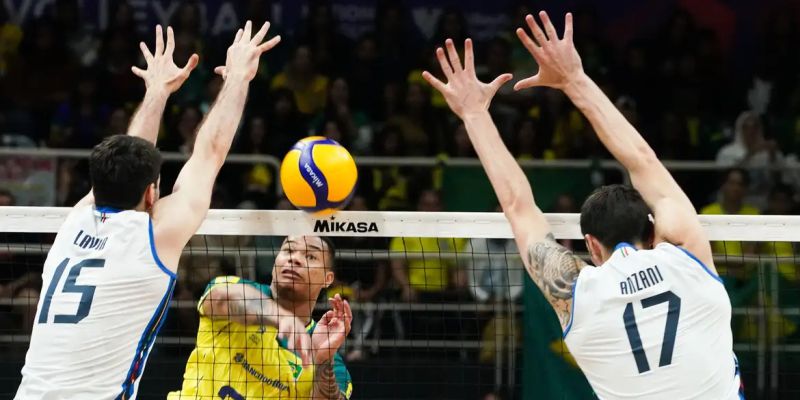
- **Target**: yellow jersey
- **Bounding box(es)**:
[389,237,465,291]
[168,276,353,399]
[699,202,759,259]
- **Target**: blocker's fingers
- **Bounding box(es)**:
[435,47,454,79]
[422,71,447,93]
[445,39,463,72]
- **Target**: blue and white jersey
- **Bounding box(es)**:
[16,205,176,400]
[564,242,741,400]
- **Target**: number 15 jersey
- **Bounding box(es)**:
[563,242,742,400]
[16,205,176,400]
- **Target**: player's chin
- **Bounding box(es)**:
[274,280,308,296]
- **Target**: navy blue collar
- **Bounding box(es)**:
[95,206,122,214]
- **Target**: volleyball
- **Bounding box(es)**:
[280,136,358,215]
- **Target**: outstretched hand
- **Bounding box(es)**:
[215,21,281,82]
[422,39,512,119]
[132,25,199,93]
[311,294,353,364]
[514,11,584,91]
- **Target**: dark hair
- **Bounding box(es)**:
[722,167,750,187]
[89,135,162,209]
[580,184,653,249]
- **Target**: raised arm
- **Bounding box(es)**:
[201,282,311,365]
[75,25,198,208]
[127,25,199,143]
[422,39,586,329]
[515,12,713,270]
[151,21,280,268]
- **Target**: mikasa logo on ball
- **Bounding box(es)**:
[303,163,324,188]
[313,219,378,233]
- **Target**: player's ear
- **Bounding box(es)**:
[324,271,334,287]
[584,234,604,266]
[144,183,157,211]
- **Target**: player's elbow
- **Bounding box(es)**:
[202,287,234,317]
[502,185,536,217]
[626,146,660,173]
[193,134,229,168]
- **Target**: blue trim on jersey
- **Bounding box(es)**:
[96,206,122,214]
[116,277,176,400]
[562,273,579,338]
[734,354,745,399]
[677,246,723,284]
[148,219,176,279]
[614,242,635,252]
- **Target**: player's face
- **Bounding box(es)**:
[273,236,333,299]
[721,171,746,202]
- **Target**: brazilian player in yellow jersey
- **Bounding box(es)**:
[169,236,353,399]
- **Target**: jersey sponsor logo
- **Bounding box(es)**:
[313,218,379,233]
[233,353,290,393]
[619,265,664,295]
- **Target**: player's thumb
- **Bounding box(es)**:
[490,73,513,92]
[183,53,199,73]
[514,75,542,91]
[131,66,144,78]
[213,66,227,80]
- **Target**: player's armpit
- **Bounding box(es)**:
[650,196,715,272]
[526,233,586,329]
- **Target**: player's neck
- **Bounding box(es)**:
[273,287,315,323]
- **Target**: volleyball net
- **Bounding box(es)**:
[0,208,798,399]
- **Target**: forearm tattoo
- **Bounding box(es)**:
[527,233,586,328]
[312,361,344,399]
[226,296,277,326]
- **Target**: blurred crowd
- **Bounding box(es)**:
[0,1,799,213]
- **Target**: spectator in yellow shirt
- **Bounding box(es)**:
[700,168,760,342]
[271,45,329,115]
[390,190,466,302]
[700,168,760,260]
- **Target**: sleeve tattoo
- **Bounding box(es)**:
[527,233,587,329]
[204,288,280,327]
[226,296,280,326]
[312,361,345,399]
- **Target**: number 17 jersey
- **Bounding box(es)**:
[563,242,742,400]
[15,205,176,400]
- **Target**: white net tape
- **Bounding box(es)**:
[2,207,800,241]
